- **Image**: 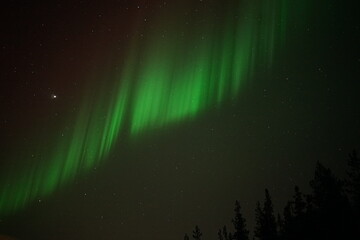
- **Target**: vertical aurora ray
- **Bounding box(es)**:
[0,0,307,216]
[128,0,289,135]
[0,82,129,216]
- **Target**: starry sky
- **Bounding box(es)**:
[0,0,359,239]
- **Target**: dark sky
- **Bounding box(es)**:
[0,0,359,239]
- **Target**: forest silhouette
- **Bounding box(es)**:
[183,150,360,240]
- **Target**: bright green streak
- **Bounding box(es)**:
[130,1,258,134]
[0,82,129,215]
[0,0,296,216]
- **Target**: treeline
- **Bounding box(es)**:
[183,150,360,240]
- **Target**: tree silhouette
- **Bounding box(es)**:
[218,229,224,240]
[293,186,305,217]
[347,150,360,210]
[254,189,277,240]
[346,150,360,237]
[254,202,264,239]
[192,225,203,240]
[280,186,308,240]
[184,233,190,240]
[310,162,347,210]
[232,200,249,240]
[218,225,231,240]
[182,151,360,240]
[308,161,351,239]
[276,213,283,237]
[280,201,293,239]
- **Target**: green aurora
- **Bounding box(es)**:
[0,0,306,216]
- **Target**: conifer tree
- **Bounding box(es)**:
[309,161,350,239]
[192,225,202,240]
[254,189,277,240]
[347,150,360,210]
[232,200,249,240]
[254,202,264,240]
[220,225,231,240]
[293,186,305,217]
[218,229,224,240]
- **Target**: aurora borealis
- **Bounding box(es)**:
[0,0,288,215]
[1,0,359,239]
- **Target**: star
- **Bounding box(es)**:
[51,94,57,99]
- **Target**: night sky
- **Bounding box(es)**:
[0,0,359,239]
